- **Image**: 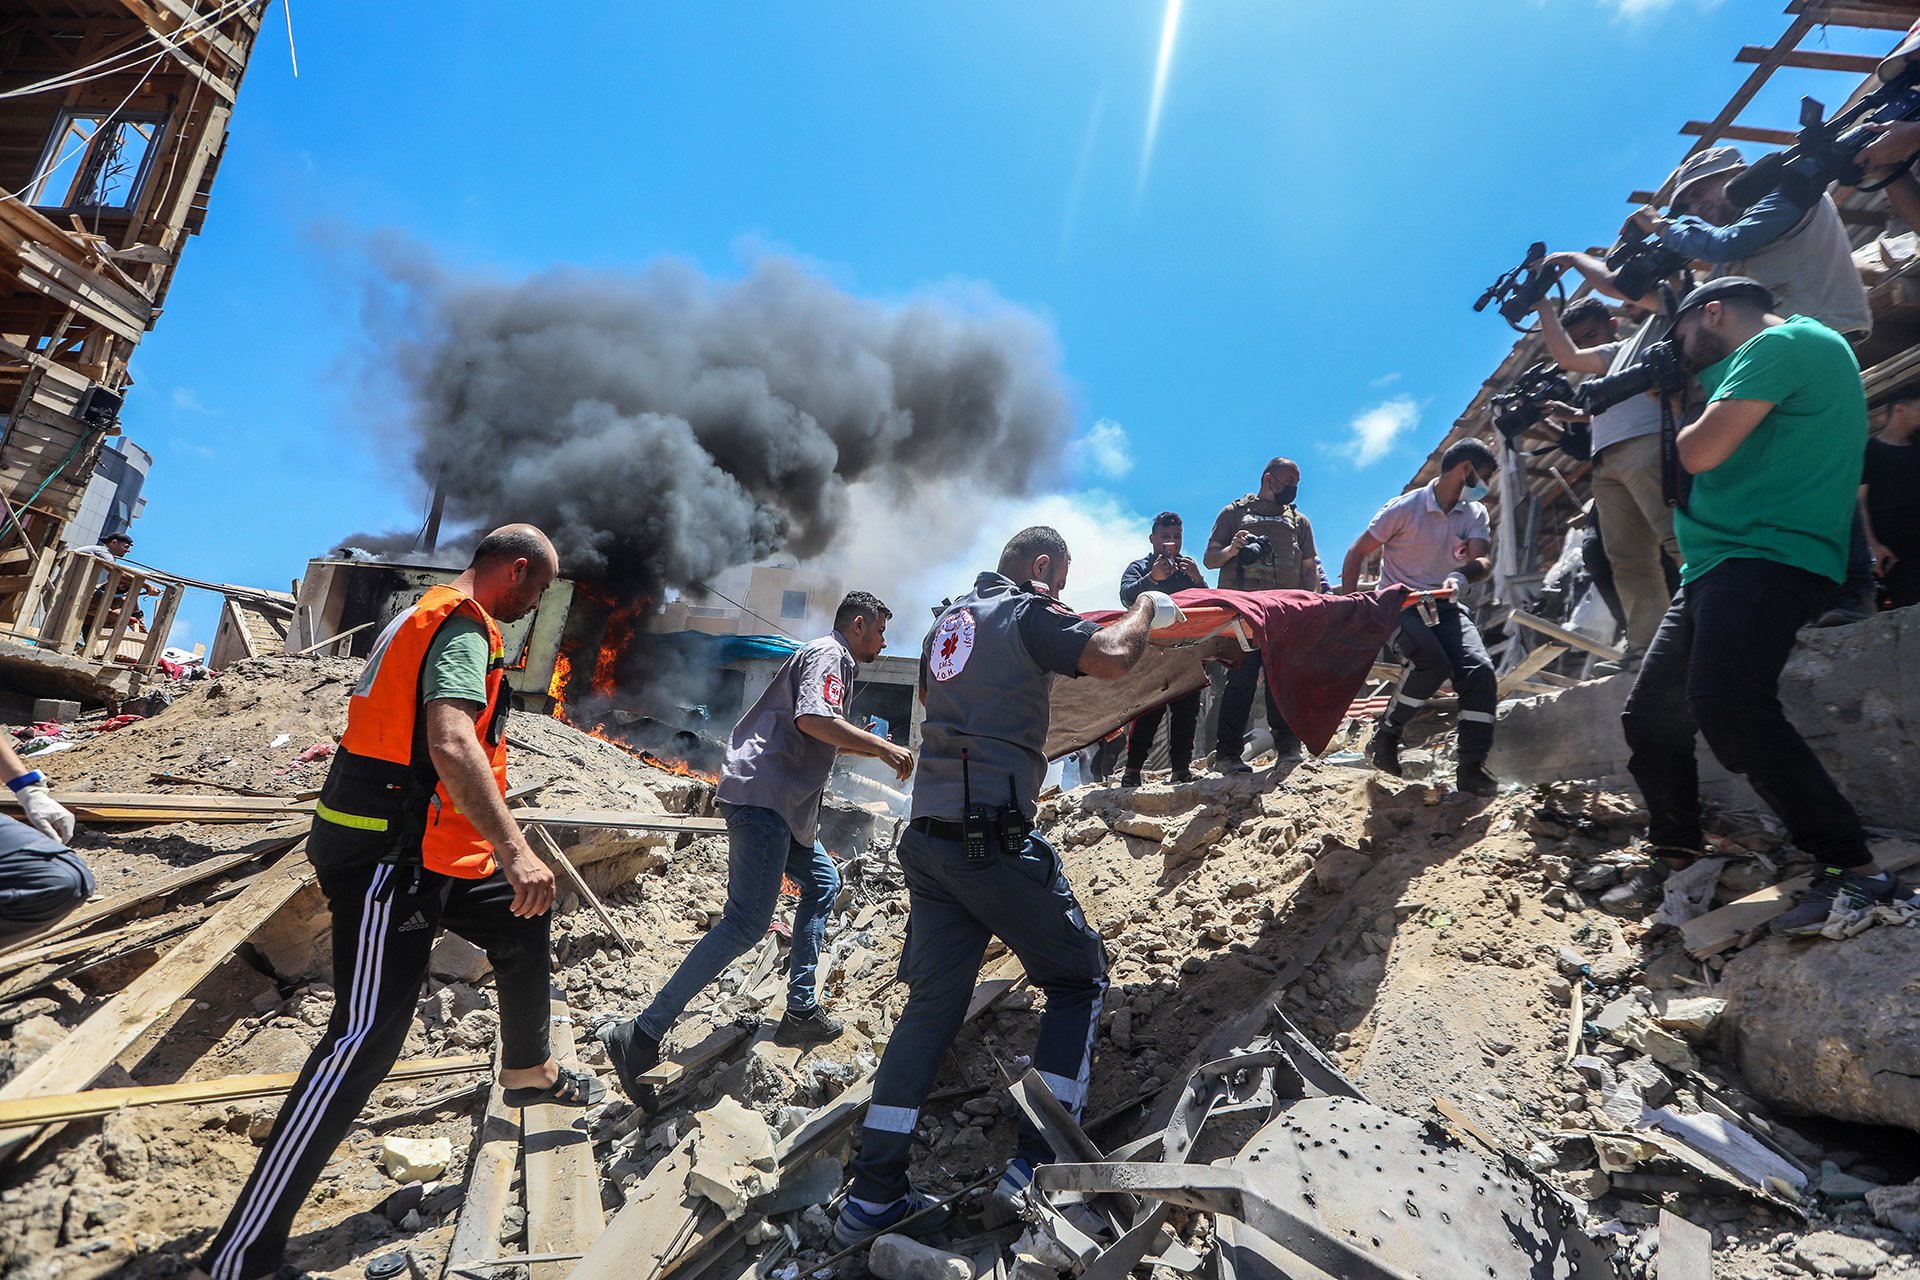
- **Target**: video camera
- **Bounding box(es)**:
[1473,242,1563,329]
[1722,53,1920,214]
[1605,232,1690,302]
[1489,362,1575,444]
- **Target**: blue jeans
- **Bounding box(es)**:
[637,803,840,1040]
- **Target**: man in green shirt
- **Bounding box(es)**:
[1613,278,1911,935]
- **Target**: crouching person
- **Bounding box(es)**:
[0,738,86,945]
[197,526,598,1280]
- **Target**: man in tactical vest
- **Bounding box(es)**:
[1202,457,1322,771]
[834,526,1171,1247]
[198,525,597,1280]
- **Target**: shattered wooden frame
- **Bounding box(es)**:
[0,0,266,631]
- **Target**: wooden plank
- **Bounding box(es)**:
[1734,44,1882,73]
[1680,121,1799,147]
[521,810,726,838]
[0,791,312,824]
[639,1021,757,1090]
[0,1055,484,1129]
[1657,1208,1713,1279]
[1497,641,1568,699]
[1681,841,1920,957]
[0,828,301,960]
[566,1133,700,1280]
[532,826,636,955]
[1508,610,1625,662]
[447,1061,522,1272]
[522,987,605,1280]
[1566,982,1585,1063]
[0,847,313,1160]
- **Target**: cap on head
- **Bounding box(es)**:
[105,531,132,544]
[1673,275,1774,321]
[1664,146,1746,206]
[1887,381,1920,406]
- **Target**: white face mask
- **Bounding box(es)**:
[1460,472,1490,503]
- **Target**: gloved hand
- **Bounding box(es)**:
[18,782,74,845]
[1442,573,1469,595]
[1139,590,1184,631]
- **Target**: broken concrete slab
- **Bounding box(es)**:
[866,1234,972,1280]
[1869,1180,1920,1239]
[1793,1230,1892,1277]
[687,1095,777,1218]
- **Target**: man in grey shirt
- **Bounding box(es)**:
[1534,296,1679,667]
[600,591,912,1108]
[1340,439,1501,797]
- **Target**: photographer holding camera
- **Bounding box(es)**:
[1533,296,1681,671]
[1117,512,1208,785]
[1203,457,1320,772]
[1611,278,1912,932]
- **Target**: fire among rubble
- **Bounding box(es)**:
[544,597,721,784]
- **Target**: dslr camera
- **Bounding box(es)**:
[1574,337,1688,415]
[1237,534,1272,566]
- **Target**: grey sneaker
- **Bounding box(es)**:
[1810,596,1873,628]
[1600,850,1697,915]
[775,1005,845,1044]
[1774,867,1903,937]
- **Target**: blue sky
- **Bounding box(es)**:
[118,0,1902,646]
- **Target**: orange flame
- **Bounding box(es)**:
[548,652,573,720]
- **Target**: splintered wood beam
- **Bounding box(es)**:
[1508,610,1625,663]
[0,847,313,1161]
[1787,0,1920,32]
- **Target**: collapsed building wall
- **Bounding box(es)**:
[1489,605,1920,831]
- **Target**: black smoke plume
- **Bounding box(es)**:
[358,248,1075,597]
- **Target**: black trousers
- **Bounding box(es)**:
[1382,602,1497,763]
[0,816,92,946]
[1127,689,1201,774]
[849,826,1107,1203]
[1214,659,1300,760]
[1621,557,1867,868]
[203,860,551,1280]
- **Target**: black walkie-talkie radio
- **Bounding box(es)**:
[960,747,989,864]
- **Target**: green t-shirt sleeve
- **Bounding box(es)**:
[421,616,490,707]
[1708,328,1811,407]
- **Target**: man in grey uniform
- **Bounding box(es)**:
[601,591,912,1109]
[834,527,1169,1246]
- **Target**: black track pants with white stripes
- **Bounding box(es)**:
[202,858,551,1280]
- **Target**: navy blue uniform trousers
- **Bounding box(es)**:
[848,826,1108,1203]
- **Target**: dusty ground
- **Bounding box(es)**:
[2,664,1918,1280]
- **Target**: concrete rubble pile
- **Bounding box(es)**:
[1,657,1919,1280]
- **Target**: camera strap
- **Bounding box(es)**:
[1659,391,1691,512]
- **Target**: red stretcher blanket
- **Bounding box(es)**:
[1044,587,1408,760]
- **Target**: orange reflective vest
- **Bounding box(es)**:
[309,584,510,879]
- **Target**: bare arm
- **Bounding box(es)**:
[1454,537,1493,584]
[1677,398,1773,474]
[1078,596,1154,680]
[1886,173,1920,233]
[426,699,553,917]
[797,714,913,780]
[1340,531,1386,595]
[1542,251,1634,305]
[1204,528,1249,571]
[1533,298,1611,375]
[0,739,32,782]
